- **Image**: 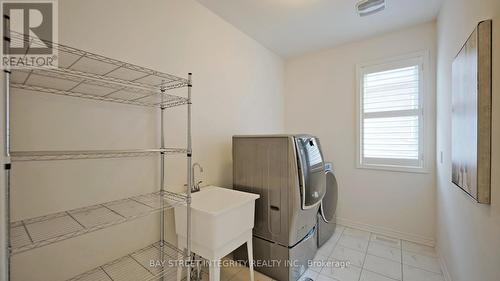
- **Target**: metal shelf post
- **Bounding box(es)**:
[186,73,193,281]
[160,87,166,281]
[3,69,11,281]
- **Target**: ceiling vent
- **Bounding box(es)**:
[356,0,385,17]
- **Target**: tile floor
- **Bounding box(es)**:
[203,225,444,281]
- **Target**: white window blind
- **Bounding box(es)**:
[358,56,425,170]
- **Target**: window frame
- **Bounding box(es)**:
[356,51,430,173]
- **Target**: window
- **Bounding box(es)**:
[357,53,427,172]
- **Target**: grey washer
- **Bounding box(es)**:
[232,135,324,281]
[317,162,338,247]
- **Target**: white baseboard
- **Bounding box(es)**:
[436,246,452,281]
[335,217,435,247]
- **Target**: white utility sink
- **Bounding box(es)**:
[174,186,260,281]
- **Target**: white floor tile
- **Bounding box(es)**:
[403,264,445,281]
[343,228,371,240]
[330,245,366,267]
[310,253,329,273]
[367,242,401,263]
[316,274,337,281]
[327,225,345,244]
[334,225,346,234]
[320,263,361,281]
[338,234,369,252]
[229,267,274,281]
[402,241,437,257]
[402,251,442,274]
[298,269,320,281]
[221,263,243,281]
[363,254,402,281]
[360,270,398,281]
[318,239,337,257]
[322,235,340,247]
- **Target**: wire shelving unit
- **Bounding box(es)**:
[10,190,186,255]
[67,241,183,281]
[10,148,188,161]
[3,30,194,281]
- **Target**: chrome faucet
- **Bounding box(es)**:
[191,162,204,192]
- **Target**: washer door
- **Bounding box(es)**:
[319,170,338,223]
[295,136,326,210]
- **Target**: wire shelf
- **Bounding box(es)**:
[5,30,194,280]
[8,31,190,108]
[10,148,188,161]
[67,241,184,281]
[10,190,187,254]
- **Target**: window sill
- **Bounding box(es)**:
[357,163,429,174]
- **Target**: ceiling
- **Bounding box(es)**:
[196,0,443,58]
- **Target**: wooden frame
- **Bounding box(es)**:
[451,20,492,204]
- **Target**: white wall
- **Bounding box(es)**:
[4,0,284,280]
[436,1,500,280]
[285,22,437,245]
